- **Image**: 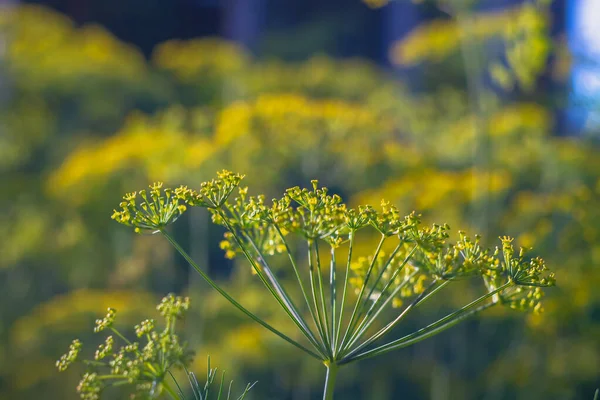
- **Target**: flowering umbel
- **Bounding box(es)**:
[56,339,82,372]
[175,170,245,208]
[57,294,193,399]
[110,170,556,400]
[111,183,187,233]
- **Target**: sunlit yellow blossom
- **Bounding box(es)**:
[2,5,146,89]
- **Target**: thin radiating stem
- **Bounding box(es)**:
[274,224,326,352]
[334,230,355,356]
[348,246,418,342]
[243,233,324,354]
[161,231,322,360]
[339,235,386,353]
[308,240,333,358]
[219,214,326,357]
[329,244,337,353]
[342,242,405,351]
[314,240,332,352]
[343,280,444,358]
[341,302,497,364]
[341,282,512,364]
[361,243,403,312]
[339,269,421,357]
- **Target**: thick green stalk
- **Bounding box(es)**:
[322,363,339,400]
[161,231,322,360]
[162,381,180,400]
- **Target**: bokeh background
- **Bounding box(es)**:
[2,0,600,398]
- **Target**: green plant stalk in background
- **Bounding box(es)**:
[110,171,555,399]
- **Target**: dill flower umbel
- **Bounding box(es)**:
[57,294,193,399]
[111,183,187,233]
[56,339,82,372]
[109,170,555,400]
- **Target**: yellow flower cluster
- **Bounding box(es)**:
[491,3,551,91]
[214,93,395,186]
[49,91,396,204]
[355,168,511,215]
[153,38,250,81]
[10,289,156,350]
[47,108,216,204]
[111,182,188,233]
[1,5,146,89]
[362,0,390,9]
[243,55,386,101]
[2,3,587,396]
[390,4,548,68]
[153,38,387,101]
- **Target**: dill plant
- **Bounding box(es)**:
[107,170,554,399]
[57,294,255,400]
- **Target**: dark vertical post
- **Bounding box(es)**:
[221,0,265,52]
[381,0,420,82]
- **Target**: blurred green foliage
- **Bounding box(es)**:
[1,2,599,399]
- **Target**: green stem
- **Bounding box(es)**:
[167,370,184,397]
[308,240,333,358]
[360,243,403,312]
[341,282,511,364]
[110,327,133,346]
[242,231,325,356]
[329,244,337,354]
[162,381,180,400]
[274,224,322,343]
[322,363,339,400]
[334,230,354,356]
[339,270,420,358]
[341,302,497,365]
[161,231,322,360]
[339,235,385,353]
[219,213,325,357]
[314,240,332,350]
[96,375,128,380]
[361,245,418,322]
[341,244,415,354]
[343,280,441,358]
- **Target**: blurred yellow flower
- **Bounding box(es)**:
[2,5,146,89]
[390,4,548,70]
[153,38,250,80]
[47,108,216,204]
[11,289,156,351]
